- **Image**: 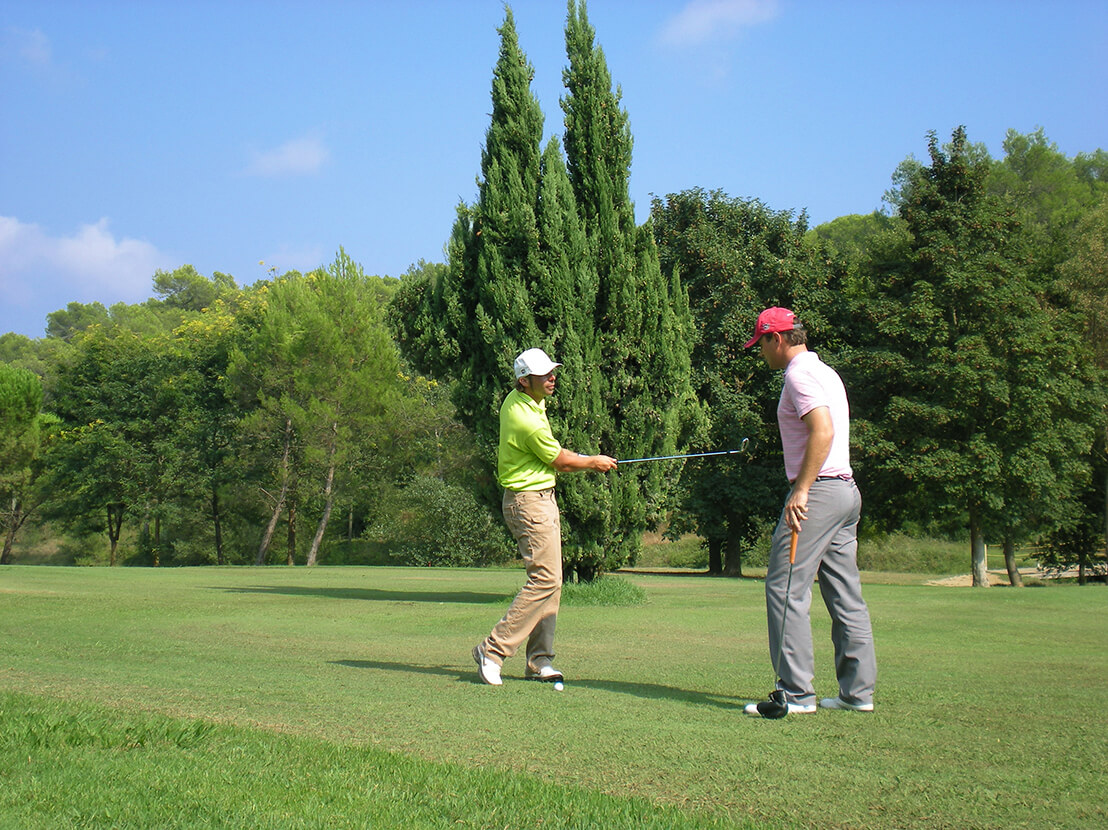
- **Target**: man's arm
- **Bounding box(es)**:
[552,448,618,473]
[783,405,833,532]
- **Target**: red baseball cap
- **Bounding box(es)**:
[744,307,797,348]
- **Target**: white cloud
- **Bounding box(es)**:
[0,216,173,307]
[3,26,86,88]
[8,26,52,67]
[245,135,329,177]
[658,0,780,48]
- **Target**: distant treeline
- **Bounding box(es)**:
[2,2,1105,583]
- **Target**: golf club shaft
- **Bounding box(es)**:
[619,438,749,464]
[773,529,799,680]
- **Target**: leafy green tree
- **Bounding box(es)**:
[989,128,1108,300]
[153,265,238,312]
[651,189,849,574]
[389,14,596,547]
[169,308,245,564]
[846,127,1101,586]
[45,302,111,342]
[0,334,41,372]
[1057,196,1108,371]
[229,274,316,565]
[0,364,41,444]
[229,255,405,566]
[303,252,404,565]
[809,211,911,284]
[388,260,450,377]
[46,328,184,564]
[0,364,51,562]
[530,135,615,574]
[1055,196,1108,567]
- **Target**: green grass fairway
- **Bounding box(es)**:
[2,566,1105,829]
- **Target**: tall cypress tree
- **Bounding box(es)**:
[534,135,613,563]
[392,4,697,578]
[560,0,698,576]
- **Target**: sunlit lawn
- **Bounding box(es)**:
[2,565,1105,829]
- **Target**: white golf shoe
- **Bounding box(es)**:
[525,665,564,683]
[472,645,502,686]
[819,696,874,712]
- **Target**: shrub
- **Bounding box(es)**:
[561,574,646,606]
[372,476,512,567]
[856,531,966,574]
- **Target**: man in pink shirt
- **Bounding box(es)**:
[742,307,877,715]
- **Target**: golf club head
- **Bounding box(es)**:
[757,689,789,719]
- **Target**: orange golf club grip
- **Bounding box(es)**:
[789,529,798,565]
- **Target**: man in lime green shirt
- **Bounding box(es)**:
[473,348,618,686]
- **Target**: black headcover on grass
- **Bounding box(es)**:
[756,689,789,719]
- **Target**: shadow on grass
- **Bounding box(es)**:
[334,659,752,711]
[216,586,510,604]
[618,568,765,580]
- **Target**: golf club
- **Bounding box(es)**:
[619,437,749,465]
[756,528,798,720]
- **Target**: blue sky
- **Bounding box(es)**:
[2,0,1105,339]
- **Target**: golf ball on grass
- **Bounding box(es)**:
[553,681,564,691]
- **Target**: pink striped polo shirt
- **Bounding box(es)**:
[777,351,852,483]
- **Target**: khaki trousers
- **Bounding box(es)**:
[482,488,561,673]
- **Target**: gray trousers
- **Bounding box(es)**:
[764,478,876,706]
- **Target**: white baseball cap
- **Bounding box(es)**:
[513,348,562,380]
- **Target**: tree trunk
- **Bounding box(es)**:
[970,509,989,587]
[306,423,338,567]
[707,537,722,575]
[723,532,744,577]
[212,485,225,565]
[1003,536,1022,587]
[107,503,124,567]
[153,515,161,567]
[255,418,292,565]
[1,520,16,564]
[256,489,285,565]
[1,498,23,564]
[286,501,297,566]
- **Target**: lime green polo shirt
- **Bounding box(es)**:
[497,388,562,491]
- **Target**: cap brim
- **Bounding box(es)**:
[519,361,562,378]
[743,334,761,349]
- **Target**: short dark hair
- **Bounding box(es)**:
[781,324,807,347]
